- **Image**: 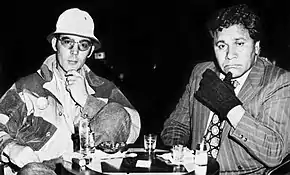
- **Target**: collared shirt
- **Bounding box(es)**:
[35,57,97,162]
[35,62,78,161]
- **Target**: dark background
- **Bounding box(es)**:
[1,0,290,145]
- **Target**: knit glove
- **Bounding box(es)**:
[194,69,242,121]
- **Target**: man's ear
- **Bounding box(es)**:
[87,46,95,58]
[51,37,57,52]
[254,41,260,55]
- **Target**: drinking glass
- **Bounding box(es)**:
[172,144,184,162]
[144,134,157,152]
[79,118,90,155]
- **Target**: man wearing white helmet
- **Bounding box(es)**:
[0,8,141,174]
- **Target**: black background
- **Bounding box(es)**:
[1,0,290,145]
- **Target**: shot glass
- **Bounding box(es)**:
[144,134,157,152]
[172,144,184,162]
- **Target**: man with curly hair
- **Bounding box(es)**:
[161,4,290,174]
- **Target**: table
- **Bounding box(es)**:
[57,148,219,175]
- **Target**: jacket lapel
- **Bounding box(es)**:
[237,58,264,103]
[221,58,265,143]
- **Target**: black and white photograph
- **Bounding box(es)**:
[0,0,289,174]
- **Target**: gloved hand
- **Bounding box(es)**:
[4,143,40,168]
[194,69,242,121]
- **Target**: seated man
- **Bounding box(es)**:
[0,8,140,174]
[161,4,290,174]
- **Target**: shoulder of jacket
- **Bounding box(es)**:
[192,61,215,74]
[257,57,290,86]
[86,70,116,89]
[14,73,46,96]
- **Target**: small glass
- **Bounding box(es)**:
[172,144,184,162]
[144,134,157,152]
[195,143,208,175]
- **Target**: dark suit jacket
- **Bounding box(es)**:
[161,57,290,174]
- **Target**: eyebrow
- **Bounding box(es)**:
[215,37,246,44]
[234,37,246,41]
[59,36,91,42]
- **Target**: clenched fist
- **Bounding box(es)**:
[65,70,89,107]
[194,69,242,120]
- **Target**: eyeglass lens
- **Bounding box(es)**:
[59,37,92,51]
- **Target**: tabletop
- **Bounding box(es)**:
[56,148,220,175]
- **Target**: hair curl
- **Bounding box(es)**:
[207,4,262,42]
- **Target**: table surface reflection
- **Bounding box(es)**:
[57,148,219,175]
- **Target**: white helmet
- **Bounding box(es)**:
[47,8,101,50]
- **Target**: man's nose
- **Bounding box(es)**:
[226,46,237,60]
[70,43,79,55]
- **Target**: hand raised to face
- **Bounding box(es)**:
[194,69,241,120]
[65,70,88,107]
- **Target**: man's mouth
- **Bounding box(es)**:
[224,64,240,69]
[224,65,240,72]
[68,60,78,65]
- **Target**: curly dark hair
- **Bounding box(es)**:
[207,4,262,42]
